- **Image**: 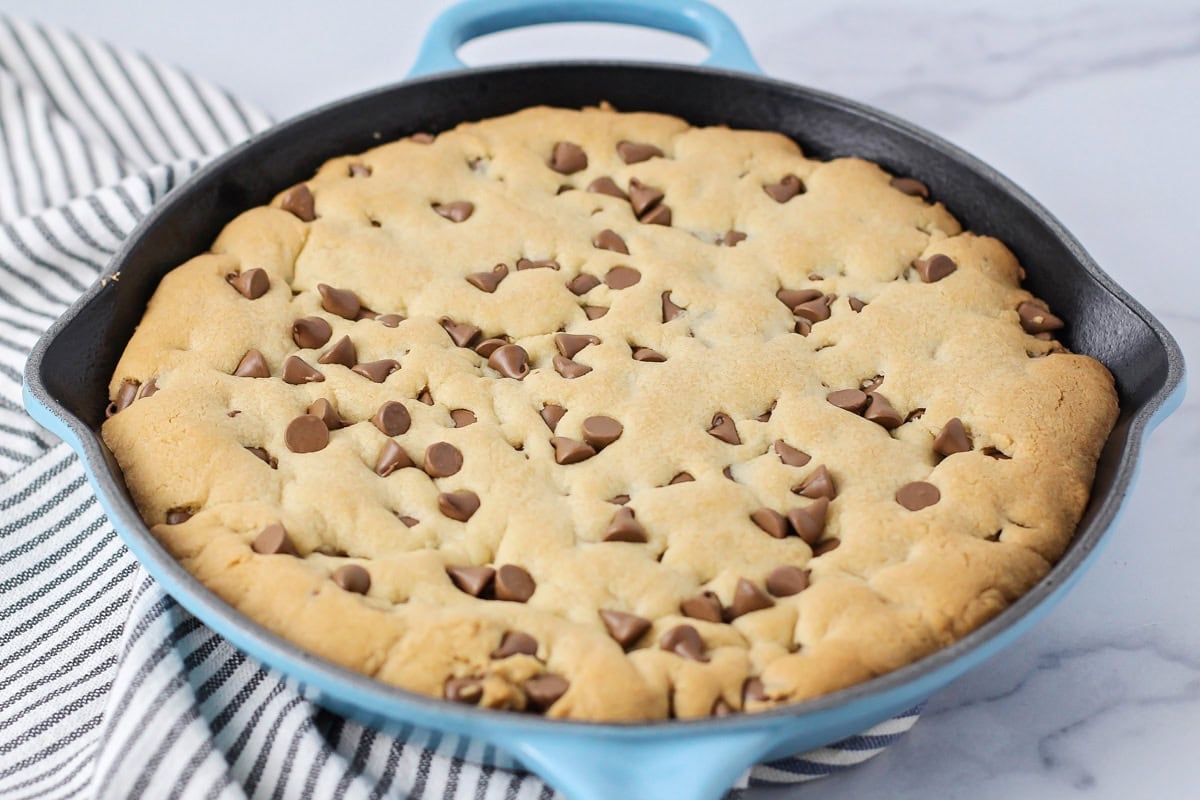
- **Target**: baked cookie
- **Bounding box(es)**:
[102,105,1117,721]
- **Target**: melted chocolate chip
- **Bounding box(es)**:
[489,344,530,380]
[581,416,622,449]
[896,481,940,510]
[774,440,811,467]
[317,283,361,319]
[680,591,723,623]
[285,414,329,453]
[516,258,560,271]
[1017,301,1065,334]
[555,333,600,359]
[280,184,315,221]
[550,141,587,174]
[234,350,270,378]
[617,140,663,164]
[766,566,810,597]
[447,565,494,596]
[318,335,356,368]
[351,359,399,383]
[934,418,972,456]
[764,175,804,203]
[592,229,628,254]
[660,625,708,662]
[914,254,957,283]
[599,610,651,649]
[567,273,601,295]
[438,490,480,522]
[787,497,829,546]
[707,413,741,445]
[332,564,370,594]
[550,436,596,465]
[604,266,641,289]
[424,442,463,478]
[371,402,410,436]
[604,507,647,542]
[227,268,269,299]
[793,465,835,500]
[292,316,332,349]
[750,509,789,539]
[553,354,592,379]
[495,564,535,602]
[827,389,869,414]
[890,176,929,198]
[467,264,508,293]
[433,201,474,222]
[492,631,538,659]
[540,404,566,432]
[375,440,415,477]
[282,356,325,385]
[661,292,685,322]
[252,523,296,556]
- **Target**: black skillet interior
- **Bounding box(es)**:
[38,63,1179,557]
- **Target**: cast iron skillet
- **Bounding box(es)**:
[21,1,1186,798]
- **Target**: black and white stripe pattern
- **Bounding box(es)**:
[0,16,921,799]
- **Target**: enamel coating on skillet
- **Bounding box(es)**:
[22,2,1185,798]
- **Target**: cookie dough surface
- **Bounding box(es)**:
[102,105,1117,721]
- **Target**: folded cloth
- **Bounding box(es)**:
[0,16,921,799]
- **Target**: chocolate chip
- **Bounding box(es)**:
[707,413,741,445]
[550,436,596,465]
[492,631,538,660]
[581,416,622,449]
[777,288,822,311]
[896,481,940,510]
[351,359,400,383]
[348,163,371,177]
[639,204,672,226]
[467,264,508,293]
[567,273,601,295]
[934,417,972,456]
[616,140,663,164]
[550,141,587,174]
[721,230,747,247]
[661,292,685,322]
[793,464,835,500]
[553,354,592,379]
[849,297,867,313]
[540,404,566,432]
[495,564,535,602]
[280,184,315,221]
[375,440,415,477]
[587,176,627,200]
[489,344,530,380]
[424,442,463,478]
[590,230,628,257]
[764,175,804,203]
[750,509,789,539]
[599,610,651,649]
[433,201,473,222]
[766,566,810,597]
[411,132,435,144]
[377,313,404,327]
[907,407,927,422]
[165,508,192,525]
[332,564,370,594]
[794,295,832,323]
[609,494,631,505]
[982,446,1011,460]
[555,333,600,359]
[107,379,139,416]
[234,349,270,378]
[605,266,641,289]
[317,335,356,369]
[252,523,296,555]
[813,538,841,556]
[292,316,332,349]
[787,498,828,546]
[631,347,666,362]
[864,392,903,429]
[774,440,810,467]
[712,698,735,717]
[226,268,269,299]
[794,319,812,337]
[660,625,708,662]
[604,507,647,542]
[755,401,776,423]
[450,409,476,427]
[524,674,569,711]
[418,388,434,405]
[314,284,357,319]
[1017,301,1065,334]
[628,179,664,217]
[668,472,694,485]
[583,305,609,320]
[282,356,325,384]
[138,378,158,399]
[438,490,481,522]
[245,446,276,468]
[827,389,868,414]
[444,677,483,704]
[860,374,884,393]
[723,465,735,481]
[890,176,929,198]
[306,398,344,430]
[914,254,957,283]
[743,678,767,704]
[447,565,494,596]
[474,338,509,358]
[727,578,774,620]
[371,401,411,436]
[516,258,560,271]
[285,414,329,453]
[397,514,419,527]
[680,591,723,623]
[439,317,481,348]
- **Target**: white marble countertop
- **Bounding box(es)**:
[3,0,1197,796]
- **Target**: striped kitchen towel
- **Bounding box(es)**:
[0,15,922,799]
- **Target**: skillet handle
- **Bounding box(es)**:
[408,0,762,77]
